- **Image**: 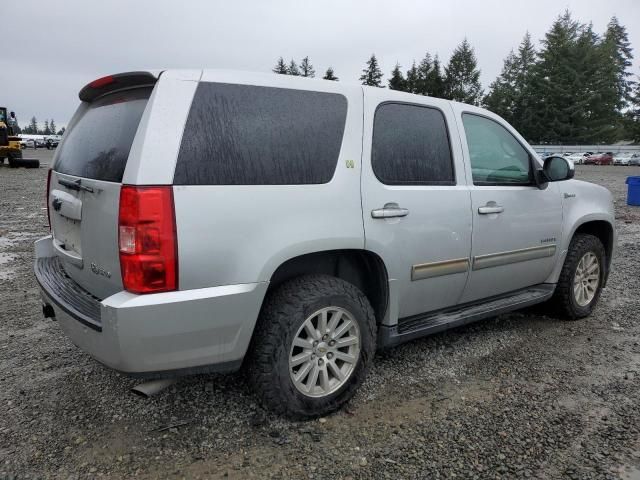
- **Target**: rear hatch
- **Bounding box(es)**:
[49,77,154,299]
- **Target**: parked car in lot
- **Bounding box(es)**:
[20,138,34,149]
[613,153,639,166]
[565,152,592,165]
[44,137,59,149]
[34,70,616,418]
[630,156,640,166]
[584,152,613,165]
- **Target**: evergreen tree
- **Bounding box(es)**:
[405,61,419,94]
[484,33,537,131]
[525,11,620,143]
[49,119,56,135]
[627,78,640,142]
[29,116,38,134]
[273,57,288,74]
[299,56,315,78]
[444,38,483,104]
[525,11,580,142]
[511,33,538,135]
[388,63,407,91]
[483,50,519,123]
[359,54,383,87]
[415,53,433,95]
[43,120,50,135]
[287,59,300,76]
[602,16,634,110]
[323,67,339,81]
[425,55,446,98]
[577,23,619,142]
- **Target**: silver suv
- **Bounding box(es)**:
[35,70,615,418]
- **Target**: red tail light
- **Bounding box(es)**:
[118,186,178,294]
[46,168,52,230]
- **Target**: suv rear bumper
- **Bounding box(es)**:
[34,236,268,377]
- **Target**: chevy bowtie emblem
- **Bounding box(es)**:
[52,198,62,211]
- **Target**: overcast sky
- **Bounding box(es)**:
[2,0,638,129]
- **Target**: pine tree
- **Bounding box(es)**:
[602,16,634,110]
[49,119,56,135]
[273,57,288,74]
[627,78,640,142]
[444,39,483,104]
[287,59,300,76]
[415,53,433,95]
[359,54,383,87]
[524,11,620,143]
[577,23,619,142]
[388,63,407,91]
[43,120,50,135]
[323,67,339,81]
[405,61,419,94]
[483,50,519,123]
[426,55,446,98]
[299,56,315,78]
[29,116,38,134]
[511,33,537,136]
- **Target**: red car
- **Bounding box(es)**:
[584,152,613,165]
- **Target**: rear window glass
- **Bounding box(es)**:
[174,83,348,185]
[372,103,454,185]
[53,88,151,182]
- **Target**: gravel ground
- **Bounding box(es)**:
[1,150,640,479]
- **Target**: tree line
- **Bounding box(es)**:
[273,11,639,144]
[19,116,65,136]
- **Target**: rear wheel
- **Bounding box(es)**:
[249,275,376,418]
[549,234,605,319]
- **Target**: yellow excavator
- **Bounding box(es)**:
[0,107,39,168]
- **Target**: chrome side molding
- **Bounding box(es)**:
[411,258,470,281]
[473,244,556,270]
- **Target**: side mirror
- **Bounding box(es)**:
[542,155,575,182]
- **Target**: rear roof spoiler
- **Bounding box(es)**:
[78,71,159,102]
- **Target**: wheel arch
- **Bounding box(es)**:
[265,249,390,326]
[572,220,614,268]
[545,215,615,286]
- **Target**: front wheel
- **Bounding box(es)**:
[249,275,376,419]
[549,234,605,319]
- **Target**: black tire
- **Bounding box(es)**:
[548,233,605,320]
[9,158,39,169]
[249,274,376,419]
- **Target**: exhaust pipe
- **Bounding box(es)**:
[131,378,177,398]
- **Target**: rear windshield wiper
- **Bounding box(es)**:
[58,178,94,193]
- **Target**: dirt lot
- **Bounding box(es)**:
[1,150,640,479]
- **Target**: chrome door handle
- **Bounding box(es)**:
[371,203,409,219]
[478,205,504,214]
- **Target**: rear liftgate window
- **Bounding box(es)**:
[174,83,348,185]
[54,88,151,182]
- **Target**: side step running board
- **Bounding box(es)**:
[378,284,555,349]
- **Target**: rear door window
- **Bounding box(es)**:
[372,103,454,185]
[53,88,151,182]
[174,83,348,185]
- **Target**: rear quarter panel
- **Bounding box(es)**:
[172,73,365,289]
